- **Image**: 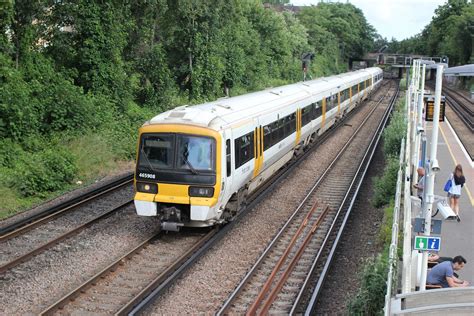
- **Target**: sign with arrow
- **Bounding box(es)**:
[414,236,441,251]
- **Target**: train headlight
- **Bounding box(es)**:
[136,182,158,194]
[189,186,214,198]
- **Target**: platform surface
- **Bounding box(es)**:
[425,118,474,284]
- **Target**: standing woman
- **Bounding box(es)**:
[448,164,466,222]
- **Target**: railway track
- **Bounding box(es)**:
[0,175,133,274]
[218,81,399,315]
[39,228,217,315]
[442,85,474,132]
[426,83,474,159]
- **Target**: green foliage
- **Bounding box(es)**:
[15,147,77,197]
[378,202,395,246]
[298,2,376,63]
[385,0,473,65]
[348,250,389,315]
[399,78,407,90]
[383,100,407,158]
[372,156,400,208]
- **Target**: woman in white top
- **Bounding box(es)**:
[448,164,466,222]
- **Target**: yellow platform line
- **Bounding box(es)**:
[439,124,474,206]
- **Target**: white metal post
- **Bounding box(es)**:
[414,64,426,172]
[419,64,444,290]
[402,89,413,293]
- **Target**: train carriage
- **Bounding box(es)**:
[134,67,383,231]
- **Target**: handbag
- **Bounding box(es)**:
[443,178,452,192]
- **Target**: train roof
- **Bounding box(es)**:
[147,67,382,130]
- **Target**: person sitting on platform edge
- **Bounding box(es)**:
[427,255,469,288]
[413,167,425,200]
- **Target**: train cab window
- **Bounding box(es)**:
[226,139,231,177]
[234,131,254,168]
[139,134,174,169]
[177,135,215,171]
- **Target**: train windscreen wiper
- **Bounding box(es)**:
[182,153,201,175]
[139,147,160,173]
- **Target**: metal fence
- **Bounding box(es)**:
[383,138,405,316]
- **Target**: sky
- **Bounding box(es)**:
[290,0,448,40]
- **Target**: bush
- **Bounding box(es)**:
[372,156,399,208]
[348,250,389,315]
[399,78,407,90]
[15,148,77,197]
[378,201,395,246]
[383,100,406,157]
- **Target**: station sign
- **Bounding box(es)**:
[424,94,445,122]
[414,236,441,252]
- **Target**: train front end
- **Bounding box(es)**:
[134,124,222,231]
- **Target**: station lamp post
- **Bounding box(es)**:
[419,63,444,291]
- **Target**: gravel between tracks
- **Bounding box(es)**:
[145,89,389,314]
[0,205,158,315]
[0,185,134,266]
[313,141,386,314]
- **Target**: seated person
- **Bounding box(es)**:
[413,167,425,200]
[427,255,469,288]
[428,253,439,262]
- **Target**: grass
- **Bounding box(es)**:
[0,132,134,220]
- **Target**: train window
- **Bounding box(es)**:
[263,125,272,150]
[177,135,215,171]
[313,102,322,118]
[139,134,175,169]
[327,95,337,110]
[284,114,293,137]
[234,131,254,169]
[342,88,349,102]
[290,113,296,133]
[302,104,312,126]
[226,139,231,177]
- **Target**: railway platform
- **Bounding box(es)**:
[391,119,474,315]
[425,119,474,283]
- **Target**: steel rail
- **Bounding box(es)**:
[0,173,133,239]
[301,85,399,315]
[0,200,132,274]
[256,205,331,315]
[39,228,218,316]
[128,82,392,316]
[217,81,397,315]
[247,201,321,315]
[445,95,474,131]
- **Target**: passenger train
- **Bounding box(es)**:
[134,67,383,231]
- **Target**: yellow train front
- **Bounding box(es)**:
[134,123,222,231]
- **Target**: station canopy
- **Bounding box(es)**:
[443,64,474,77]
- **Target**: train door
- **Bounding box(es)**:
[252,118,263,179]
[221,129,234,206]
